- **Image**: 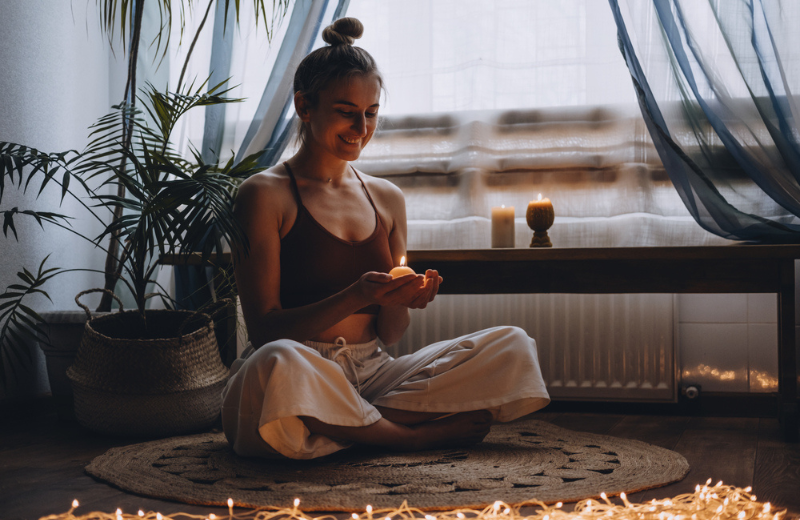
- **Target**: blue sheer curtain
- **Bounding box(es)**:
[237,0,349,166]
[609,0,800,242]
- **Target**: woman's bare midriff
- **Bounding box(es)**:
[309,313,377,344]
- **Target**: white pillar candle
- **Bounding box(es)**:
[491,205,515,248]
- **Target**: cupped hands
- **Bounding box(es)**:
[357,270,443,309]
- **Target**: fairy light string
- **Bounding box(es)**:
[39,481,787,520]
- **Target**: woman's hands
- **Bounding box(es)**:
[411,270,442,309]
[356,270,443,309]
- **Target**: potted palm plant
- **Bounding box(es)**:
[0,0,289,421]
[2,80,265,434]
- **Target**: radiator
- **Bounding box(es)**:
[387,293,677,402]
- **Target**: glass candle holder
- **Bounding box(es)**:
[526,195,554,247]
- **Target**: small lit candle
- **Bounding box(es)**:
[389,256,416,278]
[491,205,515,248]
[526,193,555,247]
[527,193,554,226]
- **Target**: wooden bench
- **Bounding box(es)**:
[162,244,800,441]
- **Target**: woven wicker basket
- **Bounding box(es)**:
[66,290,230,437]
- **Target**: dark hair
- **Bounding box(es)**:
[293,17,384,144]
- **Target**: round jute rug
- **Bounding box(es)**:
[85,419,689,512]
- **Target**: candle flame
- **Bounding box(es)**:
[538,193,542,201]
[400,256,406,267]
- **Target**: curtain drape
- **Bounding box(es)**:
[173,0,350,310]
[273,0,729,249]
[237,0,350,166]
[609,0,800,243]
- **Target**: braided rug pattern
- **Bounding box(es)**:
[85,419,688,512]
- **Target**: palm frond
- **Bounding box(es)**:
[96,0,191,65]
[2,208,72,241]
[139,80,242,150]
[73,102,180,183]
[0,256,62,391]
[0,142,90,204]
[223,0,292,41]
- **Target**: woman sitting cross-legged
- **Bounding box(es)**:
[221,17,550,460]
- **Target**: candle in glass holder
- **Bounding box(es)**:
[526,193,554,247]
[491,205,515,248]
[389,256,416,278]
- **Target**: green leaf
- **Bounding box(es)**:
[61,170,71,202]
[18,304,45,324]
[3,209,18,240]
[14,312,47,340]
[17,270,34,285]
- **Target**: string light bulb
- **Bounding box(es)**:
[45,484,787,520]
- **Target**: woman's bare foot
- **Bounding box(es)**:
[300,410,493,452]
[407,410,493,450]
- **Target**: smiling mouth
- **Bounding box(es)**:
[339,135,361,145]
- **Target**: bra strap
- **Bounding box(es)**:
[351,165,380,213]
[282,161,304,209]
[351,166,386,234]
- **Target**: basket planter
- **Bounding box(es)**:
[38,310,110,420]
[66,291,230,437]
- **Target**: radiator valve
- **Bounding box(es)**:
[681,385,701,400]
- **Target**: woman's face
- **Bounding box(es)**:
[297,73,381,162]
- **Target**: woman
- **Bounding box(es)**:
[221,17,550,460]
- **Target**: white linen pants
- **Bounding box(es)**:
[221,325,550,459]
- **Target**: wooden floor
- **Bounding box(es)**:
[2,408,799,520]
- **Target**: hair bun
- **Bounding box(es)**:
[322,17,364,46]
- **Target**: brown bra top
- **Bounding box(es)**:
[279,162,394,314]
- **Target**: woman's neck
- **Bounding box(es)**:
[290,145,349,185]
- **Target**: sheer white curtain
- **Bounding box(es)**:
[168,0,729,248]
[168,1,298,163]
[279,0,728,248]
[353,0,635,114]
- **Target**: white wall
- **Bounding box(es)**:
[0,1,126,398]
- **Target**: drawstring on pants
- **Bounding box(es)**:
[331,337,366,395]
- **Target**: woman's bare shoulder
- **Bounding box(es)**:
[357,169,405,206]
[236,166,293,211]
